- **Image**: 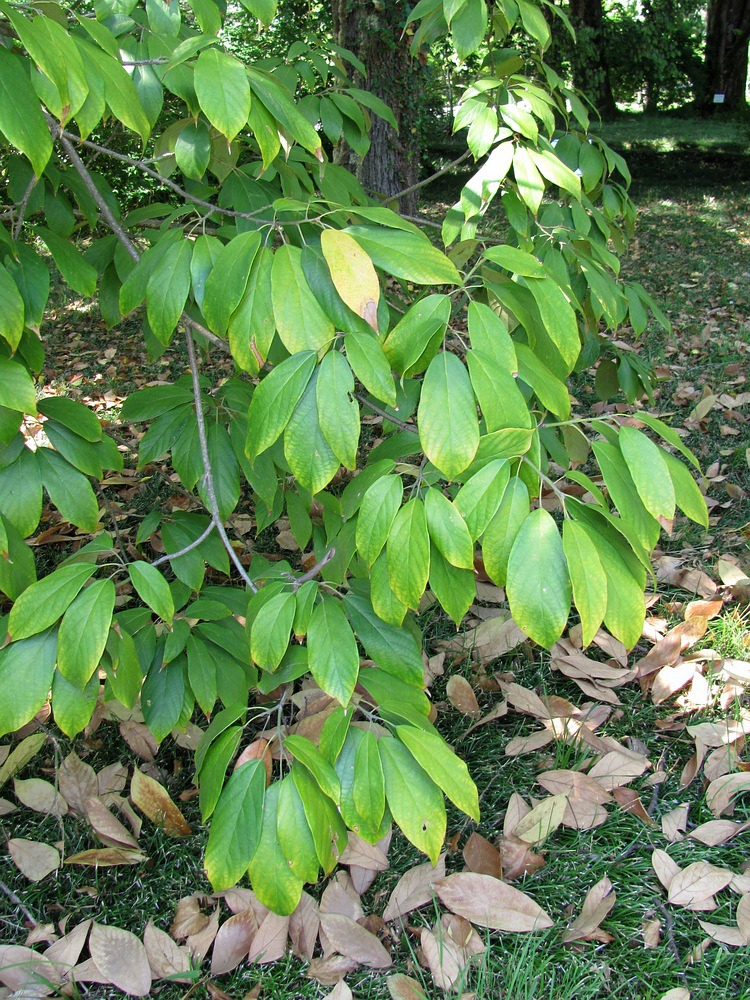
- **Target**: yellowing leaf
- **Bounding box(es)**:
[320,229,380,331]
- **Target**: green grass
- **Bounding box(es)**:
[592,113,750,154]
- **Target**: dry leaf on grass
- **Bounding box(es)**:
[434,873,552,932]
[737,894,750,942]
[306,954,358,986]
[289,892,320,963]
[705,772,750,817]
[65,847,147,866]
[321,877,364,922]
[662,804,690,842]
[119,720,159,762]
[318,913,391,969]
[563,877,616,943]
[667,862,734,906]
[496,835,546,880]
[247,912,290,964]
[58,751,98,815]
[86,796,140,849]
[325,982,354,1000]
[44,919,92,969]
[89,923,152,997]
[210,909,259,975]
[171,896,210,940]
[185,909,220,963]
[130,769,191,836]
[462,833,502,879]
[642,916,661,949]
[537,770,612,804]
[420,925,463,990]
[143,920,192,982]
[8,838,60,882]
[696,920,746,947]
[13,777,68,816]
[0,732,46,789]
[0,944,62,992]
[611,787,655,825]
[383,855,446,921]
[652,850,681,891]
[587,750,650,789]
[688,819,749,846]
[659,990,691,1000]
[513,794,568,846]
[387,973,429,1000]
[445,676,480,716]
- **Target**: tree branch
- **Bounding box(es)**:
[383,149,472,205]
[185,330,258,593]
[353,392,418,434]
[152,522,216,568]
[12,175,38,240]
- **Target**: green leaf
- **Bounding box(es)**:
[205,759,266,890]
[467,351,533,433]
[662,450,708,529]
[382,294,451,378]
[370,551,408,626]
[36,229,97,298]
[514,343,570,419]
[466,301,518,372]
[579,523,645,649]
[0,358,38,415]
[316,351,359,470]
[174,120,212,180]
[228,247,275,370]
[51,669,99,739]
[239,0,278,25]
[141,654,187,741]
[346,226,460,285]
[284,734,341,804]
[353,730,385,829]
[513,145,545,214]
[379,735,446,864]
[0,447,42,538]
[0,515,35,601]
[247,66,322,157]
[355,474,403,568]
[418,352,479,479]
[396,725,479,820]
[187,635,218,716]
[37,397,101,442]
[319,706,352,764]
[9,563,95,641]
[146,239,192,345]
[636,413,700,471]
[248,782,304,913]
[276,775,320,883]
[343,591,424,686]
[250,591,295,671]
[451,0,488,59]
[105,628,142,709]
[284,373,340,495]
[0,629,58,738]
[320,228,380,328]
[0,262,25,351]
[618,426,676,522]
[454,459,510,540]
[387,498,430,609]
[424,487,474,569]
[194,47,251,142]
[506,508,571,647]
[198,725,242,821]
[37,449,99,533]
[197,423,239,521]
[345,332,396,406]
[202,232,261,337]
[79,40,151,142]
[292,764,346,871]
[245,351,316,461]
[307,597,360,706]
[128,562,174,625]
[0,48,53,177]
[593,440,660,551]
[271,245,334,353]
[429,545,475,625]
[524,277,580,372]
[57,579,115,688]
[562,519,607,647]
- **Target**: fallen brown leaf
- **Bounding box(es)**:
[8,839,60,882]
[58,751,98,815]
[130,769,191,836]
[462,833,502,879]
[65,848,147,866]
[513,794,568,846]
[210,909,259,975]
[434,873,552,932]
[86,796,140,849]
[667,862,734,906]
[13,777,69,816]
[89,922,152,997]
[705,772,750,817]
[382,855,446,922]
[143,920,192,982]
[445,676,480,716]
[387,973,429,1000]
[563,876,616,943]
[247,912,289,964]
[0,733,46,789]
[319,913,391,969]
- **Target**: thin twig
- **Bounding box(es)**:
[383,149,473,205]
[13,175,38,240]
[657,900,687,978]
[185,330,257,593]
[353,393,418,434]
[290,548,336,590]
[96,483,128,564]
[152,522,215,567]
[0,880,37,927]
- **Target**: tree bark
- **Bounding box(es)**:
[331,0,423,214]
[702,0,750,110]
[568,0,618,117]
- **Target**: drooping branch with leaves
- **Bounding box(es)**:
[0,0,707,914]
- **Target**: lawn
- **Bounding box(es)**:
[1,116,749,1000]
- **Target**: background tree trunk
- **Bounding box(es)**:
[702,0,750,110]
[331,0,423,214]
[568,0,618,117]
